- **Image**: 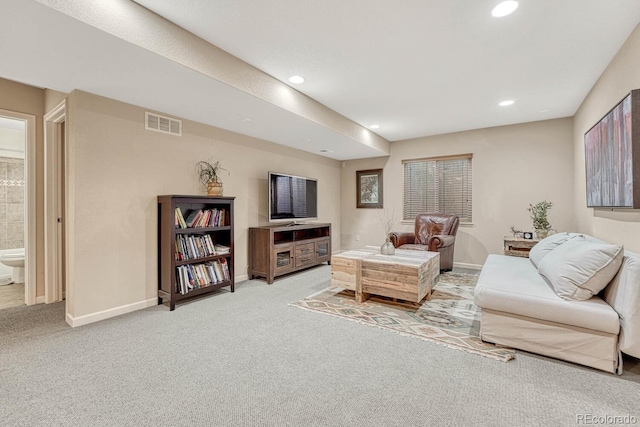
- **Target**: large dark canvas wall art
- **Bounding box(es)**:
[584,90,640,209]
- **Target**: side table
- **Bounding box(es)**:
[503,236,540,258]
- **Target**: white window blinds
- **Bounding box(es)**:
[403,154,472,222]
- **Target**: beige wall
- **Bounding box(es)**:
[573,24,640,252]
[0,77,45,297]
[65,90,341,320]
[341,118,575,267]
[44,89,68,114]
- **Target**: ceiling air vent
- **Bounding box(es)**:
[145,112,182,136]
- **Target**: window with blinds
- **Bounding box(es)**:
[403,154,472,222]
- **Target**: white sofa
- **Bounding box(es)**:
[474,233,640,374]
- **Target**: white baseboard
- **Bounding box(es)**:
[66,297,158,327]
[453,262,483,271]
[235,274,248,282]
[36,295,45,304]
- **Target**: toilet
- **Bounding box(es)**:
[0,249,25,284]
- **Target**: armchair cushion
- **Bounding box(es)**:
[396,244,430,251]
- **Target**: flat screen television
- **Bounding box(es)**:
[584,89,640,209]
[269,172,318,222]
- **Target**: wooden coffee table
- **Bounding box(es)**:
[330,246,440,303]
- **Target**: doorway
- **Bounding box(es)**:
[0,110,36,309]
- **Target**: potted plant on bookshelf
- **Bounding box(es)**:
[196,160,229,196]
[528,200,553,239]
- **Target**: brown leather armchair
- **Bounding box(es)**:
[389,213,460,271]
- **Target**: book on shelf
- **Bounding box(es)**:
[213,260,225,283]
[175,207,187,229]
[176,265,196,294]
[214,243,230,254]
[205,263,218,283]
[178,208,227,228]
[175,235,230,260]
[183,209,202,228]
[204,235,215,254]
[219,258,230,281]
[175,259,231,294]
[200,209,214,227]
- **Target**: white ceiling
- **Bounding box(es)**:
[133,0,640,141]
[2,1,640,160]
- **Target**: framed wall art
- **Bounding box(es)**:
[356,169,383,208]
[584,89,640,208]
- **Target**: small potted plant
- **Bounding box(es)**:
[528,200,553,239]
[196,160,229,196]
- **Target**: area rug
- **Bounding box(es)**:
[289,272,515,362]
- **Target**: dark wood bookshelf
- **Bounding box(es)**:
[157,195,235,310]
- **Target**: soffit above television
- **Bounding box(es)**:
[584,89,640,209]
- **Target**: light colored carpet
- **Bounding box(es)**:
[290,272,515,362]
[1,265,639,427]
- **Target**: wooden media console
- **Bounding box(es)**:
[249,223,331,284]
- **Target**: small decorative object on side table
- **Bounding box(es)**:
[503,236,540,258]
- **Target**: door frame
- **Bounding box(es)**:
[0,109,36,305]
[44,101,66,304]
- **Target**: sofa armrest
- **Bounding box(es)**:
[428,234,455,251]
[390,232,414,248]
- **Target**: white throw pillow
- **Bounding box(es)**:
[529,232,573,268]
[538,238,624,301]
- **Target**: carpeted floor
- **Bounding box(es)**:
[1,265,639,426]
[290,272,515,362]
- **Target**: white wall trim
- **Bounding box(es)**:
[36,295,45,304]
[65,298,158,327]
[44,101,66,304]
[453,262,483,271]
[235,274,248,282]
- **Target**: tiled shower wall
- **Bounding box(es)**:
[0,157,24,250]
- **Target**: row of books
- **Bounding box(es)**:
[175,234,230,261]
[175,208,226,229]
[176,259,230,295]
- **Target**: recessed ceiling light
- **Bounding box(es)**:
[491,1,518,17]
[499,100,515,106]
[370,124,380,129]
[288,75,305,84]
